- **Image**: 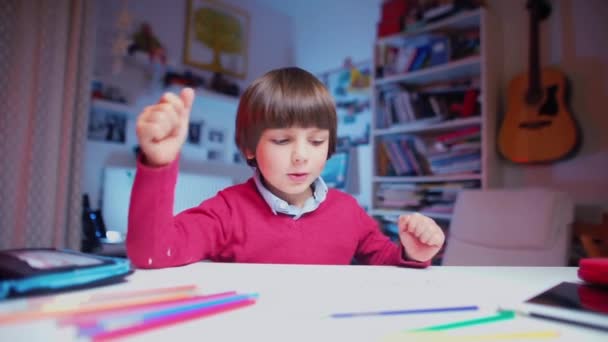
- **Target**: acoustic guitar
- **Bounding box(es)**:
[498,0,579,164]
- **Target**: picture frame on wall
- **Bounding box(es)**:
[187,121,204,145]
[87,101,131,144]
[183,0,250,79]
[207,149,225,162]
[207,127,226,144]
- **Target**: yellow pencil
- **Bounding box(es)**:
[383,330,560,341]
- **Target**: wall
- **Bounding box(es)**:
[83,0,294,208]
[490,0,608,221]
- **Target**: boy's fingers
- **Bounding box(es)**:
[160,92,186,117]
[143,107,178,135]
[428,233,443,246]
[180,88,195,114]
[138,121,167,142]
[419,229,434,244]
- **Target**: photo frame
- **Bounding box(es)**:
[188,121,204,145]
[184,0,250,79]
[207,149,225,162]
[87,102,130,144]
[207,127,226,144]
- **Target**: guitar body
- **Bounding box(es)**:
[499,67,578,163]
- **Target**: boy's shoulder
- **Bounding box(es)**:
[325,187,360,207]
[216,177,259,201]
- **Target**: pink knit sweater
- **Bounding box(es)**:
[127,159,429,269]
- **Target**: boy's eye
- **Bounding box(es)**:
[272,139,289,145]
[311,140,326,146]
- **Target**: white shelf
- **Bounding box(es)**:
[374,116,481,136]
[375,56,481,86]
[373,174,482,183]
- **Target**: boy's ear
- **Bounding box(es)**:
[245,149,255,159]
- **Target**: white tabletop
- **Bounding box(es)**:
[1,263,607,341]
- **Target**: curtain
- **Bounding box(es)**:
[0,0,96,250]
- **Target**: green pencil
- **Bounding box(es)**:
[410,310,516,332]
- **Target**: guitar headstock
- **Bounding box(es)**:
[526,0,552,21]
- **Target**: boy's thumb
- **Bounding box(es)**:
[180,87,195,112]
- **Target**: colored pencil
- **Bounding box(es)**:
[330,305,479,318]
[0,285,200,324]
[88,295,257,341]
[383,330,560,341]
[411,310,516,332]
[59,291,237,326]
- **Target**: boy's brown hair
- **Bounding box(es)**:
[235,67,337,166]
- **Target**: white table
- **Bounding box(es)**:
[1,263,607,341]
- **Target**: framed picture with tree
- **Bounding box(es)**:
[183,0,250,79]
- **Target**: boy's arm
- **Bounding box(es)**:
[355,207,430,268]
[126,157,230,269]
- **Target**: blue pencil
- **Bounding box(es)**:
[79,293,258,338]
[330,305,479,318]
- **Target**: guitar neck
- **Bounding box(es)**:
[527,8,541,102]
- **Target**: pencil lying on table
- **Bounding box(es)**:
[0,285,200,324]
[83,292,259,341]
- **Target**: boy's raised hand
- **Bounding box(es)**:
[136,88,195,166]
[398,213,445,262]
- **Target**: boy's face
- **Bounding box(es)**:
[248,126,330,207]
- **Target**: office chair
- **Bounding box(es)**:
[442,188,574,266]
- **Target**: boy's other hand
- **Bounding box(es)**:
[136,88,195,166]
[398,213,445,262]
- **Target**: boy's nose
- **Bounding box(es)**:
[292,142,308,164]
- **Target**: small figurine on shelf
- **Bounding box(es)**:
[91,80,128,104]
[163,70,206,89]
[210,73,240,97]
[128,22,167,65]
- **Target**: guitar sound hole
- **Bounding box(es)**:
[519,120,552,129]
[539,85,558,117]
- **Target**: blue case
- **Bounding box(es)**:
[0,248,132,299]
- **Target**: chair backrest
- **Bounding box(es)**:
[442,188,574,266]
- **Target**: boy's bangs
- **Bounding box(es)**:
[254,83,335,130]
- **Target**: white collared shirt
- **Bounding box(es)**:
[253,169,328,220]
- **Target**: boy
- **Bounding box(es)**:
[127,67,444,268]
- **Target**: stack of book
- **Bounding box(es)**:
[377,127,481,177]
[374,180,480,214]
[376,85,480,129]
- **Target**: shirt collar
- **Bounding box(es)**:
[253,169,328,219]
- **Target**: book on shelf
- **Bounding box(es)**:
[377,131,481,177]
[373,180,480,213]
[375,28,480,79]
[375,82,481,130]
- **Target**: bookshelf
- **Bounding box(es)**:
[370,7,501,264]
